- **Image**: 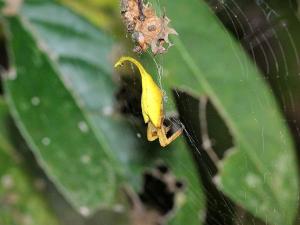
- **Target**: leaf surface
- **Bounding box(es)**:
[0,98,59,225]
[145,0,299,224]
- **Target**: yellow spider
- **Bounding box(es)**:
[115,56,182,147]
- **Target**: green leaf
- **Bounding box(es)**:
[0,98,60,225]
[147,0,299,224]
[0,98,11,149]
[59,0,118,29]
[0,2,4,10]
[4,15,121,213]
[3,1,204,223]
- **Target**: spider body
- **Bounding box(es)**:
[115,56,182,147]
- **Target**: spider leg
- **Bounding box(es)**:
[165,125,171,133]
[147,122,159,141]
[158,125,182,147]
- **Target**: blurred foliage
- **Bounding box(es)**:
[0,98,59,225]
[59,0,119,30]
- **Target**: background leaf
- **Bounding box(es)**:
[0,1,4,10]
[59,0,119,29]
[0,98,60,225]
[142,0,299,224]
[5,15,120,212]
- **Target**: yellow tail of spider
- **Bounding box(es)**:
[115,56,182,147]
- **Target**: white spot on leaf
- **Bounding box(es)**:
[31,96,40,106]
[78,121,89,133]
[79,206,91,217]
[102,105,114,116]
[275,155,289,174]
[1,174,14,189]
[245,173,260,188]
[213,175,222,188]
[113,204,125,213]
[80,154,91,164]
[42,137,51,146]
[7,68,17,80]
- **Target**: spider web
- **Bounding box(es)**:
[125,0,300,224]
